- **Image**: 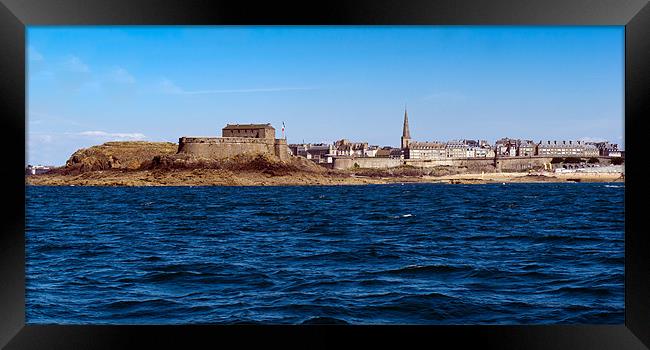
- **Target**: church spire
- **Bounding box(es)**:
[402,105,410,139]
[401,105,411,150]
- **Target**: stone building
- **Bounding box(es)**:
[468,140,495,158]
[583,144,601,157]
[399,109,495,160]
[333,139,369,157]
[389,148,405,159]
[407,141,447,160]
[400,107,446,160]
[178,123,290,161]
[375,147,390,158]
[366,145,380,157]
[221,124,276,139]
[495,138,518,157]
[292,139,380,165]
[517,140,537,157]
[289,143,334,163]
[450,139,494,158]
[446,140,468,158]
[494,138,536,157]
[589,141,621,157]
[467,145,495,158]
[537,140,599,157]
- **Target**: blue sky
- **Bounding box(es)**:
[27,26,624,166]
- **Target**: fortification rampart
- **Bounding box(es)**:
[178,136,289,161]
[273,138,289,161]
[332,157,402,170]
[409,158,495,169]
[332,156,613,172]
[495,157,553,172]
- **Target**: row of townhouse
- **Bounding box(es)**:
[495,138,536,157]
[406,138,618,160]
[289,139,382,163]
[289,143,334,163]
[331,139,378,157]
[397,108,621,161]
[290,138,621,164]
[537,140,600,157]
[587,141,623,157]
[494,138,620,158]
[406,139,495,160]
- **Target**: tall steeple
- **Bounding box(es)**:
[401,105,411,149]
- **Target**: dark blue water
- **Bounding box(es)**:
[26,183,624,324]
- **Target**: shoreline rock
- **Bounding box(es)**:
[29,141,624,187]
[26,169,624,187]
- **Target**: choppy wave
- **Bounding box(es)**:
[26,183,624,324]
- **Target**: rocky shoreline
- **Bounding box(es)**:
[26,169,624,187]
[26,141,624,187]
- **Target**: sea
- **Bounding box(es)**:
[25,183,625,324]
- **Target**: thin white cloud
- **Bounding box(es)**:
[110,67,136,84]
[158,78,316,95]
[159,78,184,94]
[28,130,147,144]
[62,55,90,73]
[76,131,146,140]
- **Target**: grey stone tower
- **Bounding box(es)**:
[401,106,411,150]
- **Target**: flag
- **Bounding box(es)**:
[282,122,285,132]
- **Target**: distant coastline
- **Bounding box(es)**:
[25,141,624,187]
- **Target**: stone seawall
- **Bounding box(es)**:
[332,157,403,170]
[495,157,553,172]
[332,156,614,172]
[178,137,290,160]
[332,156,494,170]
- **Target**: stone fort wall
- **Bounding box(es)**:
[178,137,289,161]
[332,157,402,170]
[332,156,568,171]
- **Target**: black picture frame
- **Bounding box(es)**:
[1,0,649,348]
